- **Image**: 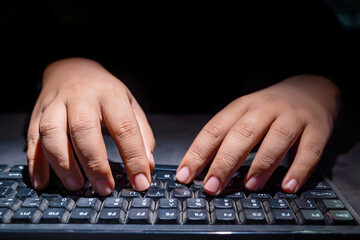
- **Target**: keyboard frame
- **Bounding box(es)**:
[0,164,360,240]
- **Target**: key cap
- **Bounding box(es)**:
[263,199,289,212]
[165,180,185,190]
[239,209,267,224]
[103,197,128,210]
[296,209,325,225]
[301,190,336,199]
[149,179,162,188]
[145,188,166,199]
[12,208,42,223]
[10,165,25,172]
[0,180,19,189]
[40,208,70,223]
[274,192,297,201]
[155,171,174,180]
[0,198,22,211]
[209,198,234,212]
[155,209,181,224]
[0,172,23,180]
[249,193,271,200]
[325,210,355,225]
[237,198,261,210]
[21,198,49,211]
[0,165,10,172]
[126,208,153,224]
[267,209,295,224]
[317,199,345,213]
[290,199,317,212]
[225,191,245,199]
[171,188,192,199]
[185,198,207,209]
[49,197,76,211]
[15,188,38,200]
[69,208,98,223]
[76,197,101,211]
[211,209,238,224]
[158,198,181,210]
[131,198,154,210]
[120,188,142,199]
[98,208,125,224]
[0,208,14,223]
[0,188,16,198]
[184,209,209,224]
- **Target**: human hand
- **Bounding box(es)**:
[27,58,155,195]
[176,75,340,195]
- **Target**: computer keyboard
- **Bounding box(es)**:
[0,161,359,240]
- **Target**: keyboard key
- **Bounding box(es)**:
[15,188,38,200]
[49,197,76,211]
[130,198,154,210]
[325,210,355,225]
[0,188,16,198]
[158,198,181,210]
[70,208,97,223]
[211,209,238,224]
[98,208,125,224]
[76,198,101,211]
[184,209,209,224]
[267,209,295,224]
[0,172,23,180]
[126,208,153,224]
[317,199,345,212]
[145,188,166,199]
[40,208,70,223]
[209,198,234,212]
[12,208,42,223]
[248,193,271,200]
[185,198,207,209]
[0,198,22,211]
[237,198,261,210]
[0,208,14,223]
[239,209,267,224]
[171,188,192,199]
[120,188,142,199]
[0,180,19,189]
[290,199,317,212]
[274,192,297,201]
[296,210,325,225]
[155,171,174,180]
[21,198,49,211]
[103,197,128,210]
[155,209,181,224]
[301,190,336,199]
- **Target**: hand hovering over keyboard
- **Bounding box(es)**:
[26,58,155,195]
[177,75,340,195]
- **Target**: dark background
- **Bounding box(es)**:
[0,1,359,175]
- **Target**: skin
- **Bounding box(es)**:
[27,57,340,196]
[176,75,340,195]
[27,57,155,196]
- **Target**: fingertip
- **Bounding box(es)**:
[133,173,150,191]
[176,166,190,183]
[203,176,221,196]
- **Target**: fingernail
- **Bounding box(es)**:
[176,166,190,183]
[203,176,221,195]
[134,173,150,191]
[65,176,83,191]
[96,179,112,196]
[285,178,298,192]
[33,175,41,190]
[245,176,261,191]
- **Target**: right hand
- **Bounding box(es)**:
[27,57,155,196]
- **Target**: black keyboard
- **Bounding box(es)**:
[0,162,359,240]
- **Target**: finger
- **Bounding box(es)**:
[38,100,84,191]
[244,113,304,192]
[67,99,115,196]
[128,92,156,171]
[101,90,151,191]
[202,109,275,195]
[27,107,49,190]
[282,124,329,193]
[176,98,248,184]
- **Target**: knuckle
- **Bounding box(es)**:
[202,119,225,140]
[187,144,207,162]
[303,139,323,158]
[39,120,62,139]
[112,119,139,140]
[216,152,238,170]
[273,124,296,143]
[124,154,147,173]
[232,120,257,140]
[70,119,98,135]
[255,151,274,171]
[87,157,108,174]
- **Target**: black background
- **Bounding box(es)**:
[0,1,359,174]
